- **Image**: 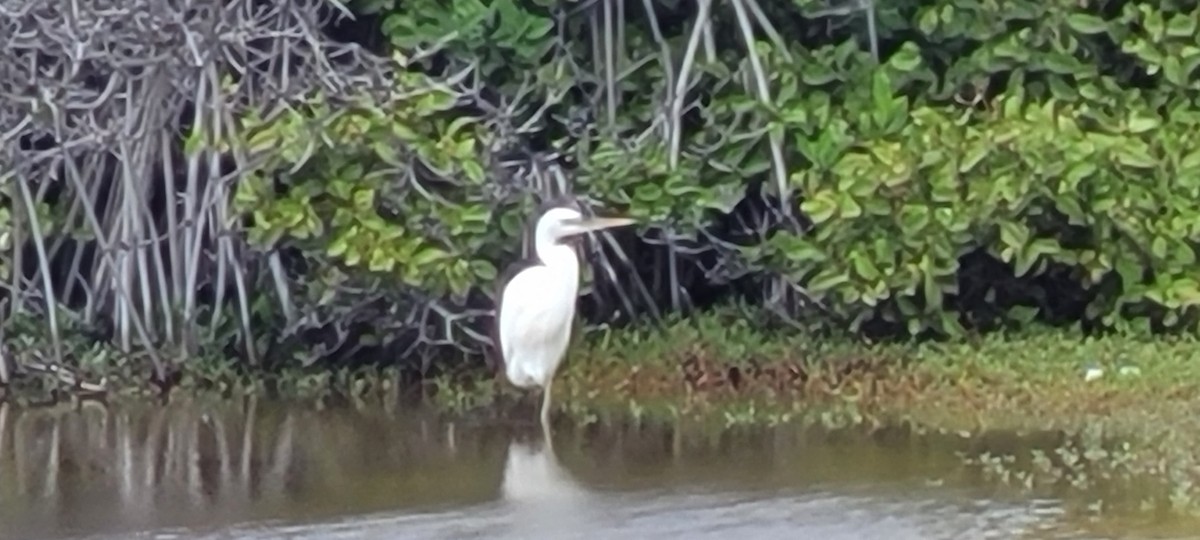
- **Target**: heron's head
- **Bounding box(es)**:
[534,201,636,246]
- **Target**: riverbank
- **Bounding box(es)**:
[552,315,1199,434]
[4,311,1200,519]
[440,313,1200,519]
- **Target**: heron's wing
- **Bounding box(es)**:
[496,264,574,377]
[490,259,540,371]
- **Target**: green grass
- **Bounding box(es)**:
[501,312,1200,519]
[558,315,1200,425]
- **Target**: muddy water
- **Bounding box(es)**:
[0,399,1194,540]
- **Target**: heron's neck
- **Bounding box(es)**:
[535,240,580,289]
[537,241,578,270]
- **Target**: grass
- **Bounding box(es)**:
[554,314,1200,430]
[429,311,1200,520]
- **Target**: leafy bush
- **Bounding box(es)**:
[315,0,1200,341]
[6,0,1200,389]
[764,0,1200,335]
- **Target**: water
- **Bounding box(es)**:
[0,399,1193,539]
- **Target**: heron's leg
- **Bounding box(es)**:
[540,379,553,431]
[541,410,553,447]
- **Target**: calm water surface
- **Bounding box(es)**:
[0,399,1194,539]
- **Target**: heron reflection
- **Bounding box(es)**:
[500,429,595,535]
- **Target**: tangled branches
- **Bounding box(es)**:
[444,0,880,323]
[0,0,393,384]
[0,0,893,393]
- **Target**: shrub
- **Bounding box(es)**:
[5,0,1200,387]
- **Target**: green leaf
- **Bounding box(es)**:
[412,246,448,267]
[1144,8,1167,41]
[1115,145,1158,169]
[1066,13,1109,35]
[939,311,966,335]
[800,64,838,86]
[1178,149,1200,173]
[958,144,988,173]
[999,220,1029,250]
[1065,162,1097,188]
[471,260,497,281]
[372,141,402,165]
[1172,278,1200,305]
[1016,238,1058,277]
[785,239,827,263]
[634,183,663,202]
[1026,238,1061,259]
[871,71,895,122]
[1008,306,1039,324]
[353,189,375,210]
[1043,51,1081,74]
[462,160,485,183]
[1167,13,1197,37]
[887,42,922,73]
[899,204,930,234]
[327,236,348,258]
[341,162,364,180]
[917,8,939,34]
[444,116,475,138]
[1116,256,1142,289]
[839,192,863,219]
[850,251,880,281]
[233,183,260,210]
[800,191,838,224]
[368,247,395,273]
[527,18,554,40]
[183,127,205,155]
[1152,236,1168,259]
[922,255,942,310]
[807,267,850,293]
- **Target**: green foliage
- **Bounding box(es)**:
[248,0,1200,346]
[382,0,556,78]
[232,67,503,299]
[19,0,1200,392]
[770,83,1200,333]
[732,1,1200,336]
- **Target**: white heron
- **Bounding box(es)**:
[493,198,636,432]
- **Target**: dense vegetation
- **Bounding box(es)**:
[3,0,1200,395]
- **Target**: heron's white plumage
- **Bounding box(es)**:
[499,207,583,389]
[499,261,577,388]
[495,203,635,430]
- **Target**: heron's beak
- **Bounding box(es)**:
[563,216,637,236]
